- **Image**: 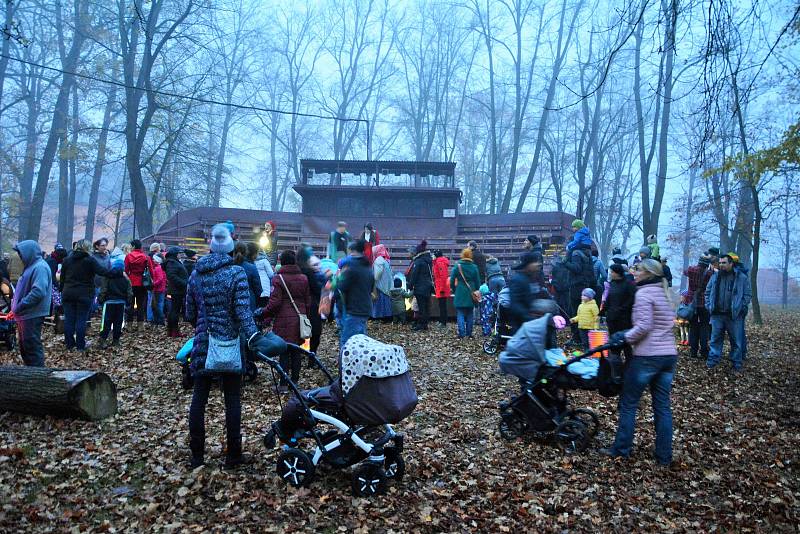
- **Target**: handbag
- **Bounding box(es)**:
[142,265,153,290]
[458,264,482,304]
[205,334,243,373]
[676,289,699,320]
[279,275,312,340]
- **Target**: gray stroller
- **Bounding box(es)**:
[258,335,417,496]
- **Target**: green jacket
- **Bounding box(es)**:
[450,259,480,309]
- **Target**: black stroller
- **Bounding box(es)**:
[0,279,16,351]
[497,313,621,453]
[257,334,417,496]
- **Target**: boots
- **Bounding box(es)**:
[223,436,253,470]
[98,337,109,349]
[189,435,205,469]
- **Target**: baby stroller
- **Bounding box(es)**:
[0,279,16,351]
[497,313,620,453]
[483,303,516,355]
[258,335,417,496]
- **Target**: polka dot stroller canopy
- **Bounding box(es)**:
[341,335,409,395]
[340,335,417,426]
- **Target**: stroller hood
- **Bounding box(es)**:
[341,335,417,425]
[499,314,550,380]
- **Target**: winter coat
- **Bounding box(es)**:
[360,230,380,263]
[550,261,570,293]
[563,248,595,289]
[390,287,411,316]
[124,249,155,287]
[151,263,166,293]
[604,278,636,332]
[472,249,487,283]
[571,299,599,329]
[507,271,550,326]
[11,240,52,321]
[432,256,451,298]
[240,260,262,311]
[408,251,434,296]
[300,264,323,307]
[336,255,374,317]
[566,227,592,251]
[185,253,259,376]
[449,259,481,309]
[593,257,607,288]
[262,265,310,345]
[705,266,751,318]
[99,275,133,305]
[92,251,111,288]
[486,257,503,282]
[373,256,393,296]
[182,258,196,275]
[163,256,188,295]
[60,250,122,302]
[255,256,275,298]
[328,230,351,259]
[684,264,712,309]
[624,278,677,357]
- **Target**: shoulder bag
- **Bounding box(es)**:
[458,264,482,304]
[279,275,312,339]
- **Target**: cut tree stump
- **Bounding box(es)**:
[0,366,117,420]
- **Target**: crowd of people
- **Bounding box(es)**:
[0,217,753,468]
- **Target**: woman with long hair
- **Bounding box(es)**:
[601,258,678,466]
[371,244,393,321]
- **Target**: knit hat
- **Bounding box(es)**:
[646,234,657,244]
[725,252,740,264]
[699,255,711,266]
[166,246,182,258]
[265,221,276,231]
[609,263,626,276]
[223,220,235,236]
[527,234,539,245]
[479,283,490,295]
[582,288,596,299]
[54,242,65,251]
[209,224,234,254]
[149,242,161,253]
[415,240,428,254]
[111,258,125,270]
[184,248,197,258]
[639,246,652,257]
[571,219,585,229]
[707,247,720,257]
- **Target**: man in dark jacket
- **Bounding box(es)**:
[468,240,487,283]
[705,253,751,371]
[550,255,570,319]
[164,246,189,337]
[10,240,52,366]
[337,239,374,348]
[562,245,595,345]
[604,263,636,360]
[182,249,197,275]
[507,252,549,329]
[408,241,434,331]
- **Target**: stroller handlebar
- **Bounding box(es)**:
[563,343,615,366]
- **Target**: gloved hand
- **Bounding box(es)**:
[552,315,567,330]
[249,331,287,357]
[609,330,629,347]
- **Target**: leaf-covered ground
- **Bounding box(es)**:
[1,309,798,532]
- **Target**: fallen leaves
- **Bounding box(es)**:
[0,310,798,531]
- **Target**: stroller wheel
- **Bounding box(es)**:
[483,337,499,356]
[554,420,590,454]
[276,448,315,488]
[351,462,387,496]
[567,409,599,438]
[498,409,526,441]
[383,447,405,480]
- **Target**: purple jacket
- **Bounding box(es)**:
[624,280,677,357]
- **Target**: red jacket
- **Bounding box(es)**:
[151,263,166,293]
[125,249,155,288]
[361,230,380,264]
[261,265,310,345]
[433,256,451,298]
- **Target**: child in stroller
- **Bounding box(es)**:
[497,301,621,453]
[0,278,16,350]
[258,334,417,496]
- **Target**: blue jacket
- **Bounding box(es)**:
[185,253,260,376]
[11,240,52,321]
[705,265,751,318]
[566,227,592,251]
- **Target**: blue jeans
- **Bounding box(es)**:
[150,292,165,325]
[707,314,744,369]
[340,314,368,351]
[63,297,93,350]
[17,317,45,366]
[611,355,677,465]
[456,307,474,338]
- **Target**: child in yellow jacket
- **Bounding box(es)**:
[571,288,599,349]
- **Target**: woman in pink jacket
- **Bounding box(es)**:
[601,258,677,466]
[150,255,167,326]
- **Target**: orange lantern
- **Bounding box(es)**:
[588,329,608,358]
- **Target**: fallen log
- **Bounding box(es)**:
[0,366,117,420]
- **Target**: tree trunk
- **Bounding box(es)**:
[680,166,696,291]
[57,133,71,246]
[0,367,117,420]
[0,0,16,124]
[211,105,234,208]
[85,66,118,241]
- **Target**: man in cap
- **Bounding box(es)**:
[705,253,751,372]
[684,255,713,359]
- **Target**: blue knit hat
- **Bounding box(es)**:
[210,224,234,254]
[581,288,595,299]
